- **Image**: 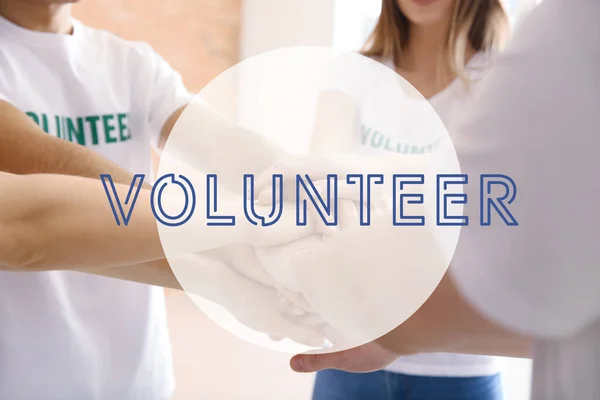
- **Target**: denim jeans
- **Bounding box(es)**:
[313,370,503,400]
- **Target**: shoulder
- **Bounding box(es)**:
[465,51,498,81]
[370,56,395,71]
[73,20,159,60]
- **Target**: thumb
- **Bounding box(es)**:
[290,342,399,373]
[290,351,347,373]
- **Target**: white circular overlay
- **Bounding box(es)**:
[157,46,462,354]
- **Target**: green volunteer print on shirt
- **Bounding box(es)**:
[25,112,132,146]
[361,125,443,154]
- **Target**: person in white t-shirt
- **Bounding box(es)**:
[0,0,202,394]
[285,0,600,399]
[0,1,328,398]
[0,1,189,399]
[311,1,511,399]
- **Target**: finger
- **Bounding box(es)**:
[274,321,325,348]
[281,310,325,327]
[248,207,318,247]
[240,309,324,348]
[226,245,280,288]
[299,188,337,237]
[255,181,296,206]
[310,202,358,236]
[321,325,348,348]
[259,179,359,235]
[277,298,310,318]
[311,182,359,234]
[254,159,302,195]
[277,291,293,309]
[337,199,359,230]
[312,179,363,203]
[309,208,338,237]
[259,178,360,207]
[296,313,326,326]
[277,287,314,313]
[290,342,399,373]
[245,297,325,347]
[289,351,350,373]
[255,158,349,196]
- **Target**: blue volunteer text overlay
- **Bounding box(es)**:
[100,173,518,228]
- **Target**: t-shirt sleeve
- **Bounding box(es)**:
[449,0,600,340]
[138,44,194,148]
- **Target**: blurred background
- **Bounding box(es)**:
[72,0,542,398]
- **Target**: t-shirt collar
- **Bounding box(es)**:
[0,14,83,48]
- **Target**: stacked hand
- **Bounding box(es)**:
[218,153,391,350]
[178,151,431,370]
[176,154,375,351]
[241,151,438,371]
[250,154,368,321]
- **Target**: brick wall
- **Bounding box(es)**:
[72,0,242,93]
[72,0,242,175]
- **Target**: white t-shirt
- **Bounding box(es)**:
[0,16,192,399]
[382,54,501,377]
[449,0,600,398]
[319,51,500,376]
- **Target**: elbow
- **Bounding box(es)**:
[0,220,48,272]
[0,174,53,271]
[376,328,421,357]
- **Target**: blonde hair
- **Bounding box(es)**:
[362,0,509,78]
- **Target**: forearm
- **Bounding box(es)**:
[0,176,263,271]
[0,101,144,186]
[0,171,303,271]
[0,173,163,271]
[377,273,533,358]
[291,208,531,358]
[90,259,182,290]
[164,102,287,194]
[89,252,255,311]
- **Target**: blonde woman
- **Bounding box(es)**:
[312,0,509,399]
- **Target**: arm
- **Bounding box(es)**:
[288,220,532,360]
[377,273,532,358]
[157,101,288,195]
[289,273,532,374]
[0,102,305,268]
[288,271,532,374]
[91,246,273,292]
[91,251,327,347]
[156,105,185,151]
[0,172,162,270]
[0,101,143,186]
[291,2,600,373]
[0,170,318,272]
[309,90,360,154]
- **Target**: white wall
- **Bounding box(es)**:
[332,0,380,52]
[240,0,336,59]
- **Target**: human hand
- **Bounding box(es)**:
[253,153,372,203]
[253,151,436,206]
[252,152,404,222]
[290,340,399,373]
[250,154,384,335]
[170,251,330,347]
[210,243,315,313]
[242,199,323,247]
[253,154,384,237]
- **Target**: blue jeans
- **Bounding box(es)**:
[313,370,503,400]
